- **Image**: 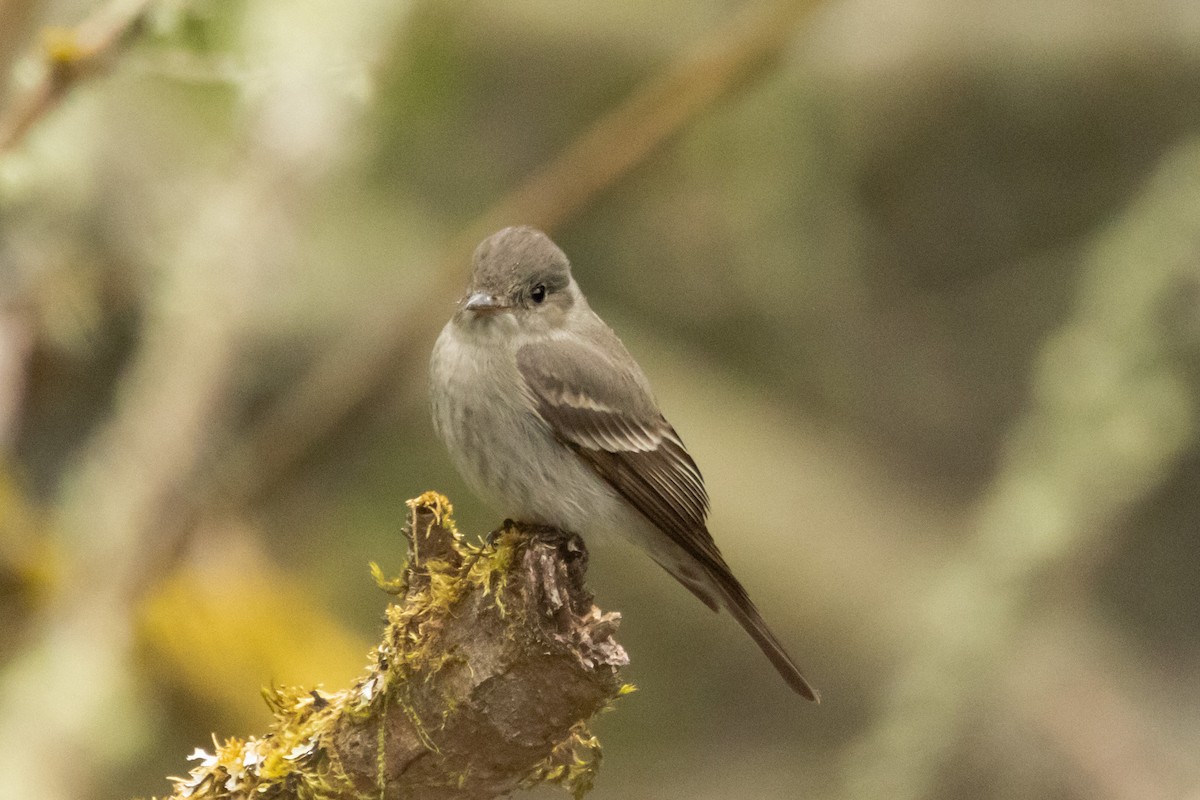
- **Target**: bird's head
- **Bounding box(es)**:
[456,226,578,333]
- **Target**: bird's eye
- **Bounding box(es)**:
[530,283,547,304]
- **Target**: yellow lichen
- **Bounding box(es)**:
[41,27,84,65]
[406,492,461,541]
[521,720,605,800]
[369,561,406,595]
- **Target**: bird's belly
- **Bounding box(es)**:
[431,340,622,534]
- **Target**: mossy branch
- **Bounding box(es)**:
[162,492,631,800]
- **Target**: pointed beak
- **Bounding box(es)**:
[463,291,511,315]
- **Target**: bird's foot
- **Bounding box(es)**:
[487,520,588,569]
[485,518,519,545]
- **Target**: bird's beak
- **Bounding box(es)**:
[463,292,511,315]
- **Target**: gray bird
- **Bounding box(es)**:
[429,226,818,700]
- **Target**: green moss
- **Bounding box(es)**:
[468,530,523,616]
[368,561,405,595]
[521,721,605,800]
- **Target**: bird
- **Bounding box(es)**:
[428,225,818,701]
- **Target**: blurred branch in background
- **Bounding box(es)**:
[166,494,629,800]
[0,0,40,111]
[0,169,286,798]
[844,137,1200,800]
[0,307,33,451]
[0,0,411,794]
[0,0,154,153]
[1015,613,1200,800]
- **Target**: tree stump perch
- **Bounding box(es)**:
[164,492,630,800]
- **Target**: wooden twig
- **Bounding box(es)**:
[0,0,153,154]
[0,0,41,108]
[163,493,630,800]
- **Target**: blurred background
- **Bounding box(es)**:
[2,0,1200,798]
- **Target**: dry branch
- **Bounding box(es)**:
[0,0,154,153]
[163,492,630,800]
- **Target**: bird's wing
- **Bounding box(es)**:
[515,333,727,576]
[517,331,822,701]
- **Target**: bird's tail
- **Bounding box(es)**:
[716,575,820,702]
[651,545,819,701]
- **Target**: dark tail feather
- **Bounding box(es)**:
[653,549,819,701]
[714,572,820,702]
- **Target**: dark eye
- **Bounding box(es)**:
[530,283,547,304]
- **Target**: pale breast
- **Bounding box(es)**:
[429,320,624,532]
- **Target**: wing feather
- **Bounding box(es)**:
[515,337,728,572]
